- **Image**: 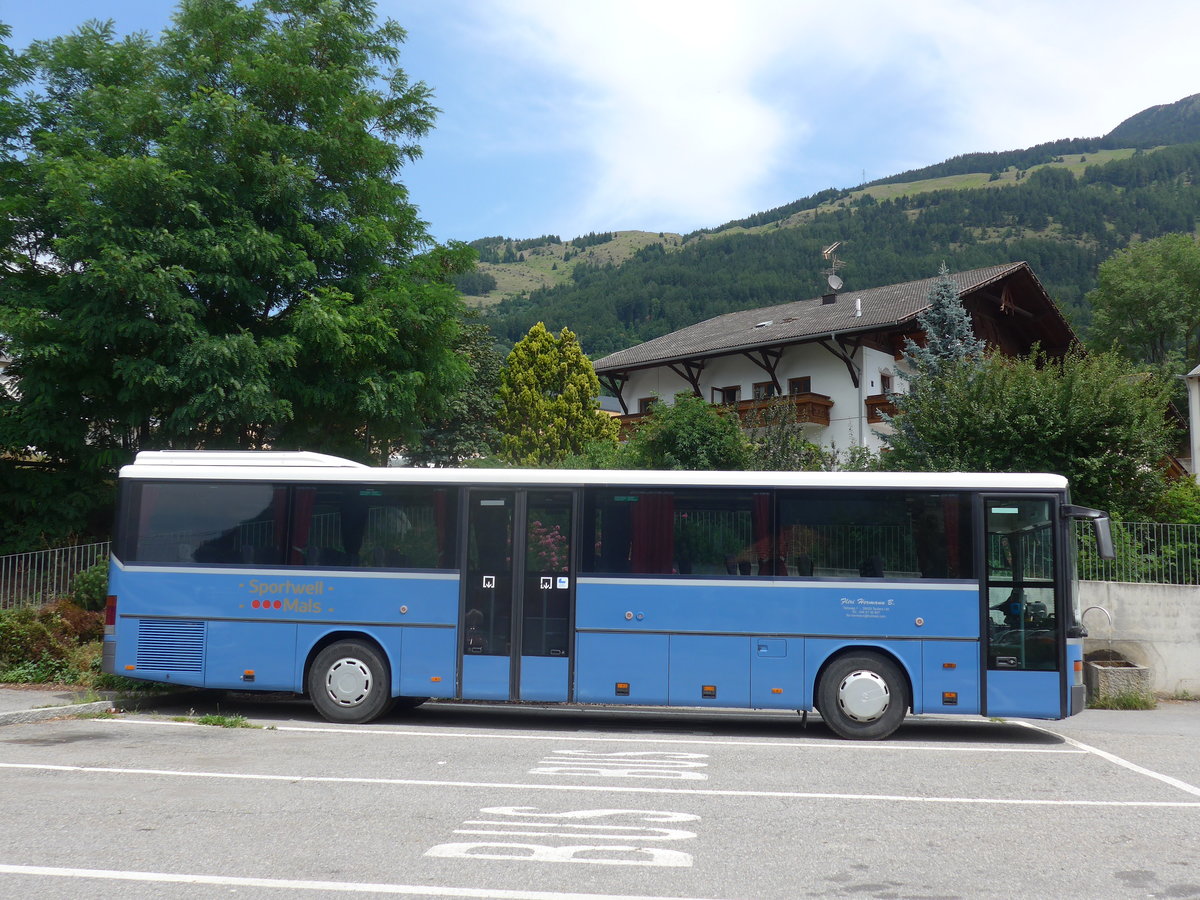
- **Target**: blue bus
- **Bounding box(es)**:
[104,451,1113,739]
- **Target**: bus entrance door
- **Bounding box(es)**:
[460,489,575,702]
[982,497,1064,719]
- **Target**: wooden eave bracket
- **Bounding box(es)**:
[667,359,706,398]
[598,372,629,415]
[817,336,862,388]
[742,347,784,393]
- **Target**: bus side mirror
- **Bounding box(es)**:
[1063,505,1115,561]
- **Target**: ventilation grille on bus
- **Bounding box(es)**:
[136,620,206,672]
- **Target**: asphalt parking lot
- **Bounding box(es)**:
[2,693,1199,899]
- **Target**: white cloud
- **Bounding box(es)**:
[405,0,1200,238]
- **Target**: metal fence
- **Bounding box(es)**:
[1,520,1198,607]
[1075,521,1200,586]
[0,541,110,609]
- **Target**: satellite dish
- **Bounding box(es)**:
[827,274,844,291]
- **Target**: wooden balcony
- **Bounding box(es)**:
[735,393,833,427]
[618,392,834,433]
[865,393,896,424]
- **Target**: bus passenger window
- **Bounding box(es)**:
[126,482,287,566]
[582,489,769,577]
[290,485,458,569]
[776,490,973,580]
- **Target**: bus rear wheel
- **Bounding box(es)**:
[816,652,908,740]
[308,640,393,724]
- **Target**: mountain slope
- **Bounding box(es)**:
[476,96,1200,356]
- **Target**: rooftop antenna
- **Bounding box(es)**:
[821,241,845,292]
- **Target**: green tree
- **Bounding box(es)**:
[405,310,502,466]
[623,393,752,471]
[884,350,1175,517]
[495,322,618,466]
[0,1,469,475]
[902,263,985,379]
[744,398,829,471]
[1087,233,1200,378]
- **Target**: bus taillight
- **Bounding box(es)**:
[104,595,117,635]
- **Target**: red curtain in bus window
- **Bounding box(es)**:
[753,492,782,575]
[943,495,961,577]
[631,493,674,574]
[290,487,316,564]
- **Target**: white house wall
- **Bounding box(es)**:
[621,341,906,452]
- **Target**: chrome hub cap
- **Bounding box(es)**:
[837,669,890,722]
[325,657,373,708]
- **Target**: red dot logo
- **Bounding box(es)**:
[252,600,260,609]
[273,600,282,609]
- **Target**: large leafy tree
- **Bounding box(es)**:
[495,322,618,466]
[0,1,470,474]
[883,350,1176,517]
[1087,233,1200,378]
[405,310,502,466]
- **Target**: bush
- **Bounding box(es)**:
[0,600,104,683]
[71,561,109,612]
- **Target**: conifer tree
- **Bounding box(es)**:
[901,263,985,379]
[496,323,618,466]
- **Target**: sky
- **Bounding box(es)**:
[3,1,1200,245]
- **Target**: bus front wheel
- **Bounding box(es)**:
[816,652,908,740]
[308,640,393,724]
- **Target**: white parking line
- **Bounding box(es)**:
[1,761,1197,807]
[1016,721,1200,798]
[0,863,730,899]
[100,717,1086,754]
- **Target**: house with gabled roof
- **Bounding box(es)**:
[592,262,1078,451]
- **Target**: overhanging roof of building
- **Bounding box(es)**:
[593,262,1076,375]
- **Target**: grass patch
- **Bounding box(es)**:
[1088,691,1157,710]
[172,710,258,728]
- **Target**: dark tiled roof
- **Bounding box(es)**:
[594,262,1035,373]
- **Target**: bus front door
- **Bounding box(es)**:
[460,489,575,702]
[982,496,1065,719]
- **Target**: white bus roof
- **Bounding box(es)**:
[120,451,1068,492]
[131,451,369,469]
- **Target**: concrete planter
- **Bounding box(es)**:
[1085,660,1154,702]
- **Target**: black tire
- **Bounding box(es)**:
[308,640,393,724]
[816,652,909,740]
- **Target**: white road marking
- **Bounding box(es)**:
[0,863,727,899]
[1015,720,1200,798]
[1,761,1197,807]
[98,717,1086,754]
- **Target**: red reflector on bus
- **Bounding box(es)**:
[1074,660,1083,672]
[104,596,117,627]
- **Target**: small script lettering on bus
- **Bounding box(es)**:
[840,596,894,620]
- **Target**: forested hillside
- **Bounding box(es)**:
[481,96,1200,357]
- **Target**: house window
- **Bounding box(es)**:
[637,397,656,415]
[752,381,779,401]
[788,376,812,395]
[712,386,740,405]
[880,373,894,393]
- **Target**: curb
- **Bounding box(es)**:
[0,699,118,727]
